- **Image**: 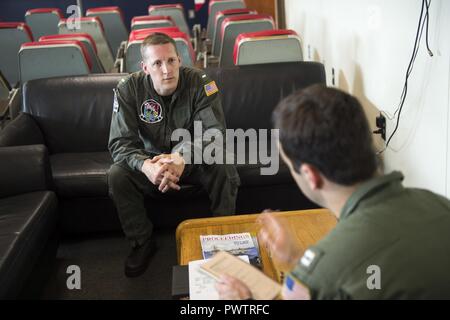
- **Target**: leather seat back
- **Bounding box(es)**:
[22,74,126,154]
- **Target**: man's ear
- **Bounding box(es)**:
[300,164,323,190]
[141,61,149,74]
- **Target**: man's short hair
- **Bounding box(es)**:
[140,32,179,60]
[273,84,378,186]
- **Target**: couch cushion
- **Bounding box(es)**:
[51,152,113,198]
[51,151,294,198]
[0,191,58,298]
[236,161,294,187]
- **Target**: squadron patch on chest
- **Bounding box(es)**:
[139,99,163,124]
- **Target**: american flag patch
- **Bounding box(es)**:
[204,81,219,96]
[281,274,311,300]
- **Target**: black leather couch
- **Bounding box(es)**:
[0,145,58,298]
[0,62,325,235]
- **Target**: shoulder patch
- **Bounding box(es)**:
[300,248,324,273]
[281,274,311,300]
[204,80,219,96]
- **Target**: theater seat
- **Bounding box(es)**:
[234,30,303,66]
[219,14,275,67]
[212,8,257,57]
[125,27,182,73]
[25,8,63,40]
[207,0,246,40]
[131,15,174,31]
[148,4,190,36]
[0,22,33,86]
[58,17,115,72]
[19,40,92,83]
[86,6,128,57]
[39,33,104,73]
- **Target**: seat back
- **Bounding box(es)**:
[125,27,181,73]
[0,71,11,100]
[207,0,246,40]
[212,8,256,56]
[205,62,326,131]
[19,40,92,83]
[219,14,274,67]
[131,15,174,31]
[234,30,303,66]
[39,33,104,73]
[58,17,114,72]
[22,74,126,153]
[86,6,128,57]
[148,4,190,36]
[25,8,63,39]
[0,22,34,86]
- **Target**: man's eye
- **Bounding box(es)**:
[154,61,161,67]
[169,58,175,64]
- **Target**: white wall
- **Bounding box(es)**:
[285,0,450,198]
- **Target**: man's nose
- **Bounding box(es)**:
[162,62,171,74]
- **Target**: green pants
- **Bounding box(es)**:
[108,163,240,247]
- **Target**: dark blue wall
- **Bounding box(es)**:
[0,0,210,29]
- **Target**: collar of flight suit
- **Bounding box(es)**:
[339,171,405,221]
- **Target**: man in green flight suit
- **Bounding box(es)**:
[108,33,240,277]
[216,85,450,299]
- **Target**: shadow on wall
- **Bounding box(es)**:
[350,64,385,153]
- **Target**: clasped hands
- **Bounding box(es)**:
[141,153,186,193]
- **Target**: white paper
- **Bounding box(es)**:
[188,255,250,300]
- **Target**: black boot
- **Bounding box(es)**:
[125,235,157,277]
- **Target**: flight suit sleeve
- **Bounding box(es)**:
[108,79,152,171]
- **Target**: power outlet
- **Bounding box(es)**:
[373,113,386,141]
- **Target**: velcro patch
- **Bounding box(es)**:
[204,81,219,96]
[300,247,324,273]
[113,89,119,113]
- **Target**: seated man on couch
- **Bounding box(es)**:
[108,33,240,277]
[216,85,450,299]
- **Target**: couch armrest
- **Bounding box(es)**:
[0,145,52,198]
[0,113,45,147]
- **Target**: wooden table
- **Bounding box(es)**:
[176,209,337,282]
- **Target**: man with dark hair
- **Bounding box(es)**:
[108,33,240,277]
[216,85,450,299]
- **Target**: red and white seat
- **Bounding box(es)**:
[219,14,274,67]
[0,22,34,86]
[212,8,257,57]
[86,6,128,57]
[19,40,92,83]
[207,0,246,40]
[234,29,303,66]
[58,17,115,72]
[25,8,64,39]
[39,33,104,73]
[131,16,174,31]
[148,4,190,36]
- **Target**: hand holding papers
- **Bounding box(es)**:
[200,251,281,300]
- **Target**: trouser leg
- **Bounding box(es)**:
[183,164,240,216]
[108,164,156,247]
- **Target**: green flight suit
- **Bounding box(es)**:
[290,171,450,299]
[108,67,240,246]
